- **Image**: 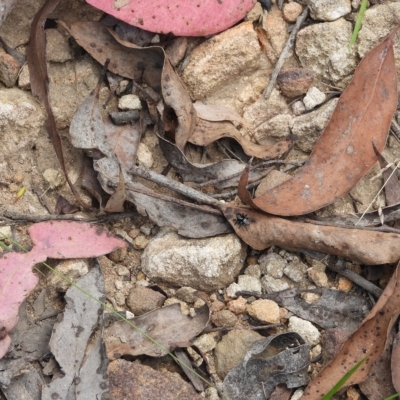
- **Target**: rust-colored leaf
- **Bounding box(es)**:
[61,21,195,149]
[302,263,400,399]
[238,26,399,215]
[190,118,294,159]
[26,0,91,210]
[222,205,400,264]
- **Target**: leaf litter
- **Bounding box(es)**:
[6,1,400,398]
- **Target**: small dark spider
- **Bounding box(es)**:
[233,213,251,228]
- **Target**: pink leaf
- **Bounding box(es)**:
[85,0,257,36]
[0,221,127,359]
[29,221,127,259]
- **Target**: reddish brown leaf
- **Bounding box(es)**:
[61,21,195,149]
[222,205,400,264]
[59,20,164,92]
[302,263,400,399]
[190,118,294,159]
[238,26,400,215]
[26,0,91,210]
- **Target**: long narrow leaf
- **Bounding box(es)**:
[350,0,368,46]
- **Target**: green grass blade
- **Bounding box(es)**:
[384,393,400,400]
[321,357,367,400]
[350,0,368,46]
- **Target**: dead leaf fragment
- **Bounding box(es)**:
[302,262,400,399]
[190,118,294,159]
[238,26,399,215]
[222,332,309,399]
[104,303,209,360]
[222,205,400,264]
[42,262,108,400]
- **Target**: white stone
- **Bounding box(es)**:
[142,232,247,291]
[137,142,154,169]
[290,389,304,400]
[237,275,262,293]
[303,86,326,110]
[226,282,241,298]
[43,168,66,189]
[308,0,351,22]
[118,94,142,111]
[261,275,290,293]
[0,226,11,239]
[288,316,321,346]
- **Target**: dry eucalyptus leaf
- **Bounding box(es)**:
[190,118,294,159]
[104,303,209,359]
[222,205,400,264]
[238,26,399,215]
[42,262,108,400]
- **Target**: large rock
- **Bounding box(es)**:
[141,231,247,291]
[357,3,400,81]
[295,18,357,88]
[181,21,273,113]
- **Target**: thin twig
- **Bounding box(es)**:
[202,324,282,333]
[197,160,302,188]
[2,210,139,223]
[300,249,383,298]
[303,217,400,234]
[263,7,309,99]
[130,165,221,207]
[126,184,224,215]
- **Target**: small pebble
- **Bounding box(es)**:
[338,276,353,292]
[114,280,123,290]
[140,222,154,236]
[128,228,140,239]
[303,86,326,110]
[116,265,130,277]
[211,310,238,327]
[226,282,241,298]
[210,300,225,313]
[133,235,149,250]
[282,2,303,22]
[246,299,280,324]
[118,94,142,110]
[227,296,247,314]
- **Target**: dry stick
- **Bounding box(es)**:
[300,249,383,298]
[130,165,221,207]
[209,161,305,199]
[2,210,139,223]
[263,6,309,99]
[303,217,400,234]
[197,160,302,188]
[126,184,224,215]
[202,324,282,334]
